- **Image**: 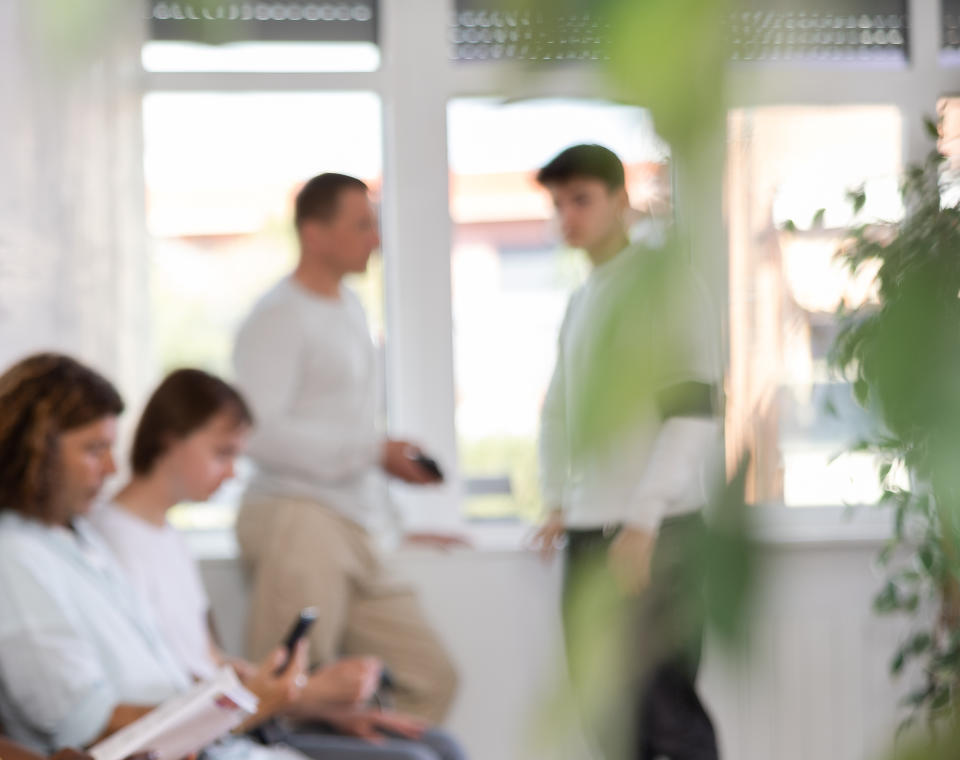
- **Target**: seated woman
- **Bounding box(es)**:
[92,368,464,760]
[98,369,461,759]
[0,353,306,760]
[0,355,462,760]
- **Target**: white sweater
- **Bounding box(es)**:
[233,277,387,530]
[538,243,723,531]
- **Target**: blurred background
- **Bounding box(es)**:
[4,0,960,757]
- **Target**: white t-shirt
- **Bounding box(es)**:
[91,503,218,680]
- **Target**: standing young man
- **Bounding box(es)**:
[233,174,458,724]
[531,145,722,759]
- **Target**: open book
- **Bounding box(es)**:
[90,666,258,760]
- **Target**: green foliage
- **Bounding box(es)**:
[829,118,960,733]
[28,0,126,66]
[522,0,732,150]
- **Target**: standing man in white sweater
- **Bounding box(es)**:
[531,145,722,759]
[233,173,459,724]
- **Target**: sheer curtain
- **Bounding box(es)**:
[0,0,151,400]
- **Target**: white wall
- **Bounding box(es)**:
[200,530,917,760]
[0,1,151,399]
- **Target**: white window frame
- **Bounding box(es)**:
[145,0,960,543]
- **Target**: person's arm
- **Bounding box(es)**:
[0,739,143,760]
[91,707,155,744]
[0,549,152,750]
[609,266,723,593]
[531,300,574,560]
[232,642,309,733]
[305,707,428,744]
[233,300,385,484]
[0,736,45,760]
[623,270,723,532]
[538,302,572,515]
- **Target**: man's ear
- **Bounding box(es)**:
[616,185,630,210]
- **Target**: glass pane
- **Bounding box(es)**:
[143,91,384,528]
[448,97,670,521]
[726,105,903,507]
[939,97,960,204]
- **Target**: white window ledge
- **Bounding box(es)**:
[183,504,894,560]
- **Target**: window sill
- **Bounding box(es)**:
[182,504,893,561]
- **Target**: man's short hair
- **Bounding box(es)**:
[0,353,124,522]
[536,144,625,191]
[295,172,368,227]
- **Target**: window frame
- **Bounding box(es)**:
[144,0,960,540]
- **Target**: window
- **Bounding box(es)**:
[447,97,670,520]
[143,91,384,376]
[143,91,384,529]
[726,105,903,507]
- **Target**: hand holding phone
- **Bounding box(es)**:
[408,451,444,482]
[275,607,317,674]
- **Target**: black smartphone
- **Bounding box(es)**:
[275,606,318,674]
[411,452,444,482]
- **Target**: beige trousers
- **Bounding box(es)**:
[235,497,458,724]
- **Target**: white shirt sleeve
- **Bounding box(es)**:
[538,302,573,513]
[0,545,116,749]
[625,266,724,531]
[233,298,384,483]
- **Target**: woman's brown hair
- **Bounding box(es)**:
[131,368,253,476]
[0,353,124,520]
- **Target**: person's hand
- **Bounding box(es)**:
[49,751,94,760]
[50,752,157,760]
[608,526,657,595]
[324,708,429,745]
[241,640,309,726]
[224,656,259,684]
[300,656,383,707]
[403,532,472,551]
[381,440,439,485]
[529,510,565,562]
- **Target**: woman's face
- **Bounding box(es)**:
[166,411,249,503]
[57,415,118,522]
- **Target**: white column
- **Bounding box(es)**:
[378,0,464,527]
[903,0,943,167]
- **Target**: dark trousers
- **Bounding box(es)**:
[563,513,719,760]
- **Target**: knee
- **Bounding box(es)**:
[429,650,459,715]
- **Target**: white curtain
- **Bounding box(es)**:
[0,0,151,399]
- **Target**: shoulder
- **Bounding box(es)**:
[340,285,369,319]
[87,505,139,555]
[234,280,309,365]
[0,513,52,563]
[238,279,304,334]
[0,515,67,602]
